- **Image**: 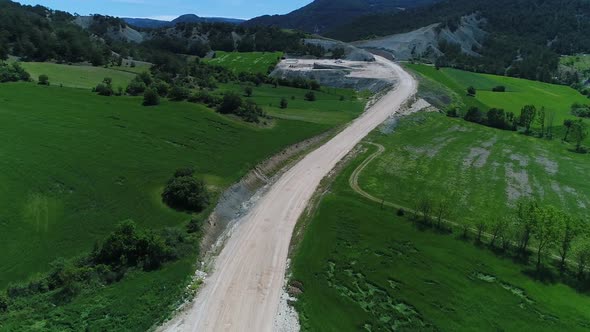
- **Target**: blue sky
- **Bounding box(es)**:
[14,0,313,20]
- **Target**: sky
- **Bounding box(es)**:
[14,0,313,20]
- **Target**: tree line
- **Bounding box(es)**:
[407,195,590,289]
[448,88,588,153]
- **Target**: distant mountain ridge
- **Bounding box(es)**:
[123,14,244,29]
[245,0,440,34]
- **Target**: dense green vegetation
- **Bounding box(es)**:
[291,113,590,331]
[205,51,283,74]
[330,0,590,83]
[408,64,590,144]
[0,77,363,329]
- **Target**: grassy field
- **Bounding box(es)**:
[217,83,364,125]
[19,62,138,90]
[205,51,283,74]
[0,79,363,330]
[407,64,590,127]
[291,126,590,331]
[357,112,590,223]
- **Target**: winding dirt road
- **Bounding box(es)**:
[160,56,417,332]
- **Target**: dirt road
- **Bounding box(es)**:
[159,56,417,332]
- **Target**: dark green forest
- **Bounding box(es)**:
[327,0,590,83]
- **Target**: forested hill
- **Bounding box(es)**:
[328,0,590,83]
[0,0,307,68]
[245,0,439,34]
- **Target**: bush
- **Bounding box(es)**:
[397,209,405,217]
[0,62,30,83]
[95,78,114,96]
[174,167,195,178]
[38,74,49,85]
[162,176,210,212]
[143,88,160,106]
[217,92,242,114]
[464,106,484,123]
[168,85,190,101]
[305,91,316,101]
[186,219,202,234]
[0,295,8,312]
[126,79,147,96]
[280,97,288,109]
[492,85,506,92]
[244,86,253,97]
[153,80,169,97]
[467,86,476,96]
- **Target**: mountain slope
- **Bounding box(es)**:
[123,14,244,29]
[245,0,439,34]
[334,0,590,83]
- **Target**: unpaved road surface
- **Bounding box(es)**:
[159,56,416,332]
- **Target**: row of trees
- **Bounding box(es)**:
[409,196,590,282]
[0,62,31,83]
[455,102,588,152]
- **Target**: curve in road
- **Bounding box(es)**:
[160,56,417,332]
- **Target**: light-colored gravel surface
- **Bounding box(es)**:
[158,56,416,332]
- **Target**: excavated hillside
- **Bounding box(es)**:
[352,14,486,61]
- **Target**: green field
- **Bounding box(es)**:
[19,62,138,89]
[0,79,363,330]
[407,64,590,127]
[218,83,364,125]
[291,118,590,331]
[205,51,283,74]
[357,112,589,223]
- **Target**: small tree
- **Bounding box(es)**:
[573,238,590,279]
[570,119,588,152]
[475,218,488,243]
[162,175,210,212]
[168,85,190,101]
[280,97,288,109]
[217,92,243,114]
[305,91,316,101]
[434,198,453,230]
[467,86,476,96]
[515,199,538,255]
[536,107,546,137]
[38,74,49,86]
[557,215,581,272]
[143,88,160,106]
[533,206,561,271]
[489,218,508,248]
[563,119,574,141]
[464,107,484,124]
[244,86,253,97]
[519,105,537,134]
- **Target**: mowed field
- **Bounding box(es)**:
[218,83,364,125]
[358,112,590,224]
[19,62,138,89]
[407,64,590,129]
[0,77,363,330]
[205,51,283,74]
[291,154,590,331]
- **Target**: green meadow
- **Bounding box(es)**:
[407,64,590,127]
[358,112,590,224]
[205,51,283,74]
[217,83,364,125]
[291,116,590,331]
[0,76,363,329]
[19,62,138,90]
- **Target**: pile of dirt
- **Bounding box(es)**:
[271,58,397,93]
[304,39,375,62]
[352,14,486,61]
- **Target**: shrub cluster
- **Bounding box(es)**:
[0,62,30,83]
[3,220,197,308]
[162,168,211,212]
